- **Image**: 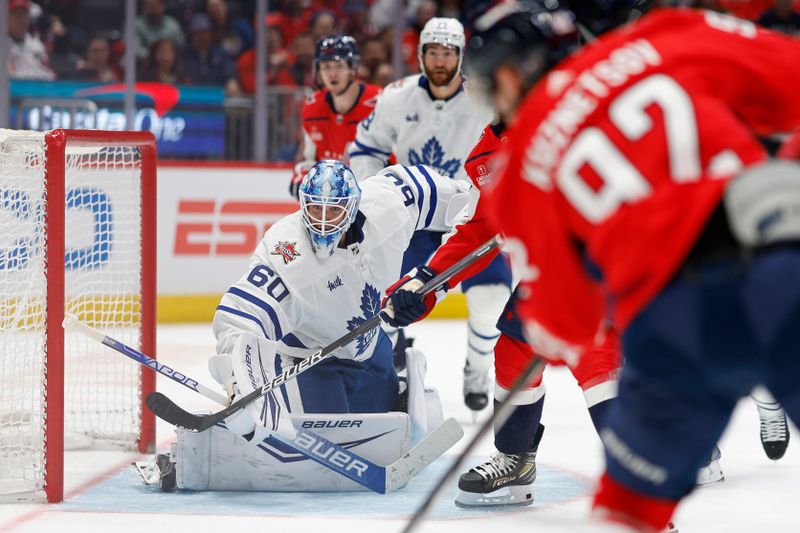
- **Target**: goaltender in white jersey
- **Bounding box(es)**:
[210,160,471,441]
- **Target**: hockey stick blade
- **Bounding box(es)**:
[147,236,501,431]
[385,417,464,493]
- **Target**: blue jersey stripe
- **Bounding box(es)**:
[415,165,438,228]
[349,150,387,160]
[469,325,501,341]
[215,305,269,339]
[401,165,426,229]
[227,287,284,339]
[353,139,391,156]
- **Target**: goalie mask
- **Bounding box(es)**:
[418,17,466,80]
[299,160,361,259]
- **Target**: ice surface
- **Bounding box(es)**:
[1,321,798,533]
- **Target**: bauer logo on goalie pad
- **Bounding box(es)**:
[301,419,363,429]
[291,429,370,477]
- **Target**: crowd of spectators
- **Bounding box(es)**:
[7,0,800,93]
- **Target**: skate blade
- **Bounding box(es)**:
[695,460,724,486]
[454,484,533,508]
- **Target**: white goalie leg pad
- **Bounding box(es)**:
[465,284,511,373]
[454,484,534,508]
[230,332,295,442]
[405,347,444,444]
[174,412,411,491]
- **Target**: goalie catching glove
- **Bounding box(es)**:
[208,332,295,443]
[380,265,447,327]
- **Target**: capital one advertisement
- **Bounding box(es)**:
[11,80,225,158]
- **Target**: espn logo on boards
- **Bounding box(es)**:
[174,200,297,255]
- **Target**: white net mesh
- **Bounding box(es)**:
[0,130,147,500]
[0,130,48,497]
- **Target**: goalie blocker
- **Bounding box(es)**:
[170,348,445,491]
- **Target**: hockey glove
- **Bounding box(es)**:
[381,265,445,327]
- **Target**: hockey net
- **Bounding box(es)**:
[0,129,156,503]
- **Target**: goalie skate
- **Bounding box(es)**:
[132,451,177,492]
[454,424,544,508]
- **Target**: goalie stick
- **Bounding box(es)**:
[146,235,502,432]
[64,317,464,494]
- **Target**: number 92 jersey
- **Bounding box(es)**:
[213,164,471,362]
[491,8,800,351]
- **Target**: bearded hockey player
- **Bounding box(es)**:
[348,17,510,415]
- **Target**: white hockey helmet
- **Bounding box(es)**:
[418,17,466,75]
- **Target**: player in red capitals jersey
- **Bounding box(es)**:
[289,36,381,198]
[476,4,800,531]
[382,119,622,507]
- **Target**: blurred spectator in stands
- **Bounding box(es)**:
[47,17,83,79]
[139,38,187,84]
[74,36,122,82]
[207,0,254,59]
[309,10,338,43]
[266,2,305,49]
[7,0,56,80]
[372,62,395,87]
[341,0,371,42]
[180,13,242,95]
[758,0,800,34]
[356,37,388,84]
[237,14,302,90]
[284,31,317,86]
[401,0,435,74]
[438,0,463,21]
[137,0,185,60]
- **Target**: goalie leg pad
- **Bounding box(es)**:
[174,412,411,491]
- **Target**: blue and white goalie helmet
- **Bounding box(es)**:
[299,160,361,258]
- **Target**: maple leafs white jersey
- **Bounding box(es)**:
[348,74,493,182]
[213,164,471,363]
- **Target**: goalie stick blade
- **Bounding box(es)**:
[146,392,223,432]
[385,418,464,493]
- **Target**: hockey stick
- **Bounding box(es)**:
[64,316,464,494]
[146,235,502,433]
[402,353,546,533]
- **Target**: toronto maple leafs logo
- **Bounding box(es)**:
[346,284,381,356]
[408,137,461,178]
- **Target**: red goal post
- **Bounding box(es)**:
[0,129,156,503]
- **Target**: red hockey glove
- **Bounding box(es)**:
[289,161,314,199]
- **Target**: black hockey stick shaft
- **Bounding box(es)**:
[147,235,502,432]
[402,353,546,533]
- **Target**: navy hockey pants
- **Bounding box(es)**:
[274,330,399,414]
[604,243,800,500]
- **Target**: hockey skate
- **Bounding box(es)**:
[455,424,544,507]
[132,452,177,492]
[757,403,790,460]
[463,361,490,415]
[695,445,724,486]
